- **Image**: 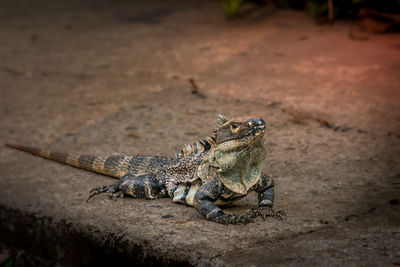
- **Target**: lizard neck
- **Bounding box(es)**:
[211,138,266,195]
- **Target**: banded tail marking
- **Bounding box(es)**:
[6,144,130,179]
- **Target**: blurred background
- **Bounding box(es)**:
[0,0,399,266]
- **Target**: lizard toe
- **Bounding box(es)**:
[87,184,120,202]
[108,191,124,201]
[247,207,285,221]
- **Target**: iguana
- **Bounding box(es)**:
[6,115,283,224]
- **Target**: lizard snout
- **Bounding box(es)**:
[249,118,265,129]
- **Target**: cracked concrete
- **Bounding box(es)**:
[0,0,399,266]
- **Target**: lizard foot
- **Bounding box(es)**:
[215,213,254,225]
[86,184,123,202]
[108,191,124,201]
[247,207,286,221]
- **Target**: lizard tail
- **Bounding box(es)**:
[6,143,128,179]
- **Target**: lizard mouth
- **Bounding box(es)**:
[253,125,265,135]
[216,127,265,151]
[241,126,265,145]
[232,123,265,144]
[251,122,265,137]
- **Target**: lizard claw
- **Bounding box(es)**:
[87,185,108,202]
[86,184,123,202]
[247,207,286,221]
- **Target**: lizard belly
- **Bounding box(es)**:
[172,182,247,207]
[172,181,201,206]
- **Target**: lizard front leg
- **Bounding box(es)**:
[193,179,253,224]
[248,174,285,220]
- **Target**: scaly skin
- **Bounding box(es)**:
[6,115,284,224]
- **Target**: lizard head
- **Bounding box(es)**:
[214,114,266,148]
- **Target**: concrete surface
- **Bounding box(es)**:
[0,0,399,266]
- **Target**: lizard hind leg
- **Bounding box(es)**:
[86,182,123,202]
[118,174,169,200]
[86,174,168,202]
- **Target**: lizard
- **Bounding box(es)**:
[6,115,284,224]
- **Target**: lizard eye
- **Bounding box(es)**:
[230,123,239,132]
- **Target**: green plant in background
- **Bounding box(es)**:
[305,0,330,18]
[222,0,400,22]
[223,0,247,17]
[305,0,374,22]
[0,256,14,267]
[306,0,400,23]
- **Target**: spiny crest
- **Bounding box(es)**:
[217,114,228,126]
[175,115,227,158]
[215,114,229,133]
[175,136,216,158]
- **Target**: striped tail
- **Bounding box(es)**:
[6,143,129,179]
